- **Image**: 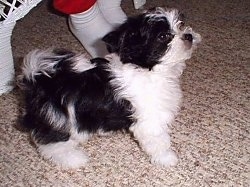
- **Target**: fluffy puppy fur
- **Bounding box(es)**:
[17,7,201,168]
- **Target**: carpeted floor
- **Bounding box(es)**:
[1,0,249,186]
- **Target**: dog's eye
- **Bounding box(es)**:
[158,33,173,42]
[128,31,136,38]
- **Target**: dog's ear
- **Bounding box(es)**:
[102,31,121,53]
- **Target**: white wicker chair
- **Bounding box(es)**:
[0,0,42,95]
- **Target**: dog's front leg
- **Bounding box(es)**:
[130,124,178,167]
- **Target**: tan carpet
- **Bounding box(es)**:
[1,0,249,186]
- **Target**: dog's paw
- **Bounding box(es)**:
[39,143,89,169]
[52,149,89,169]
[151,150,178,167]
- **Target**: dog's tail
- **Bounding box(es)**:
[17,49,94,89]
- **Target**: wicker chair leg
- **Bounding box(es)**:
[0,21,15,95]
[0,0,43,95]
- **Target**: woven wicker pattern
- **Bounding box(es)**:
[0,0,42,95]
[0,0,23,22]
[0,0,42,23]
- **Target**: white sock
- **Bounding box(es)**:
[68,3,113,57]
[97,0,127,26]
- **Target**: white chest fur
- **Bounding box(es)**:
[107,54,185,135]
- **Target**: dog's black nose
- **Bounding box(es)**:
[183,33,193,42]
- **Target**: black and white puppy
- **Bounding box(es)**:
[18,7,201,168]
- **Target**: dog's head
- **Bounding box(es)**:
[103,7,201,70]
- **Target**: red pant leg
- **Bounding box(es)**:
[53,0,97,14]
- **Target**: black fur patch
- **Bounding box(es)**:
[21,53,134,144]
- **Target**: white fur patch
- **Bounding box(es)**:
[146,8,180,30]
[67,102,91,143]
[107,53,184,130]
[40,102,67,130]
[71,54,96,73]
[38,140,88,168]
[96,129,113,137]
[160,26,201,66]
[151,149,178,167]
[20,50,96,85]
[21,49,62,82]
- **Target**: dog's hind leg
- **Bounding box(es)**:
[31,127,89,169]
